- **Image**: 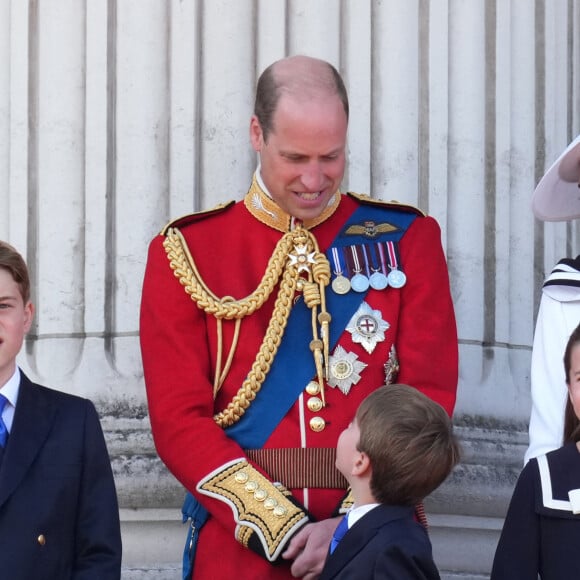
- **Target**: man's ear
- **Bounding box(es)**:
[249,115,264,153]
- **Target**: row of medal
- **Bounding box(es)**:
[328,241,407,295]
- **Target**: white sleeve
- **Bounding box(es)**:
[525,295,580,463]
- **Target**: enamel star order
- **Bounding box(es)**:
[346,301,390,354]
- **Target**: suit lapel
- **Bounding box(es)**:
[0,373,58,509]
[321,504,416,579]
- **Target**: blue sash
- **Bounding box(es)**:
[225,204,416,448]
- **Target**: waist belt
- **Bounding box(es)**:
[245,447,348,489]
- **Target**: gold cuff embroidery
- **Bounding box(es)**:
[197,459,309,561]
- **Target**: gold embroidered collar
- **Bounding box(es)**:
[244,174,341,232]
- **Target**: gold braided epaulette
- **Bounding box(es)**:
[347,191,426,217]
[160,201,236,235]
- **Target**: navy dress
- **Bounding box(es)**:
[492,442,580,579]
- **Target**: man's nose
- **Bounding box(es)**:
[300,163,324,191]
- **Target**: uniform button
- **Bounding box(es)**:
[309,416,326,432]
[38,534,46,546]
[235,471,249,483]
[307,397,323,412]
[305,381,320,396]
[245,480,258,492]
[273,506,288,517]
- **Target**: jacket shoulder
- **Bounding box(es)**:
[347,191,426,217]
[20,372,94,409]
[160,200,236,235]
[29,382,94,409]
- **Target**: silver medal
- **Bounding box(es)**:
[350,273,370,293]
[387,269,406,288]
[369,271,388,291]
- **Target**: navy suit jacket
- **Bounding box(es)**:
[319,504,441,580]
[0,372,122,579]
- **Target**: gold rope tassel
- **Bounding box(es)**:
[312,253,332,381]
[163,225,331,427]
[303,252,331,406]
[289,230,332,406]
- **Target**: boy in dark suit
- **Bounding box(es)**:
[0,240,122,579]
[320,384,460,580]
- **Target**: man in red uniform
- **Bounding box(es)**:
[140,55,458,579]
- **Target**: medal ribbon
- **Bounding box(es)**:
[343,246,354,278]
[351,245,363,274]
[386,241,402,271]
[360,245,372,277]
[331,247,346,276]
[376,242,389,274]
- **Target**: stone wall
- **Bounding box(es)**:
[2,1,580,577]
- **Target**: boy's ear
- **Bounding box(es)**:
[23,301,34,332]
[352,451,371,476]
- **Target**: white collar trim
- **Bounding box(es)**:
[538,453,574,511]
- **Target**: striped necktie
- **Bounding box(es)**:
[329,515,349,554]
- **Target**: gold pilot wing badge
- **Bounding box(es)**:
[344,220,398,238]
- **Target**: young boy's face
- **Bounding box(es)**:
[335,418,361,479]
[0,267,33,386]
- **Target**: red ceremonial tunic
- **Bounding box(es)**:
[140,184,458,579]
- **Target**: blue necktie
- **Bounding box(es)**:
[0,394,9,448]
[329,515,349,554]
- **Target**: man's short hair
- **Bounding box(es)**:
[0,241,31,304]
[356,384,460,506]
[253,56,349,142]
